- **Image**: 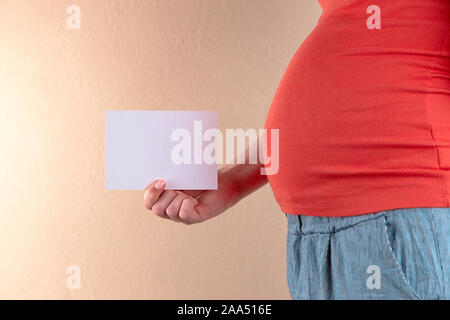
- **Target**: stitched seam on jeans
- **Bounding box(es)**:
[382,216,422,300]
[287,230,302,236]
[294,211,393,236]
[286,224,302,236]
[430,209,446,298]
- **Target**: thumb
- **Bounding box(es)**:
[179,197,204,224]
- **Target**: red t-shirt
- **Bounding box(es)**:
[264,0,450,217]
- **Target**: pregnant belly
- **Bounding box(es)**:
[264,1,450,216]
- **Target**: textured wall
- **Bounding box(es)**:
[0,0,321,299]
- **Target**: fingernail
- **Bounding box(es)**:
[155,180,165,190]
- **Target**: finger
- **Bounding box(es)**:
[144,179,166,210]
[151,190,178,219]
[166,193,199,222]
[179,198,203,224]
[165,192,188,221]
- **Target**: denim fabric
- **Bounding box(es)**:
[285,208,449,300]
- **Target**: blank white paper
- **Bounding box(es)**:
[106,111,218,190]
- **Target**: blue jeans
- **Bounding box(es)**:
[285,208,449,300]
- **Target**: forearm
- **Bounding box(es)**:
[219,162,269,204]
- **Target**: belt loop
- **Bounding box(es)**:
[297,215,304,235]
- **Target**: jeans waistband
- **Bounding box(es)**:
[286,210,393,235]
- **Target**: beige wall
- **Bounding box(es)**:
[0,0,321,299]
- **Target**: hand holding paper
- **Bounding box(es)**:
[106,110,268,225]
[143,176,237,224]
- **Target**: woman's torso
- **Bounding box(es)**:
[265,0,450,217]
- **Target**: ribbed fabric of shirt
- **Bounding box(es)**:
[264,0,450,217]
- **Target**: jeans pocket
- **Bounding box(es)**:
[381,208,447,300]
